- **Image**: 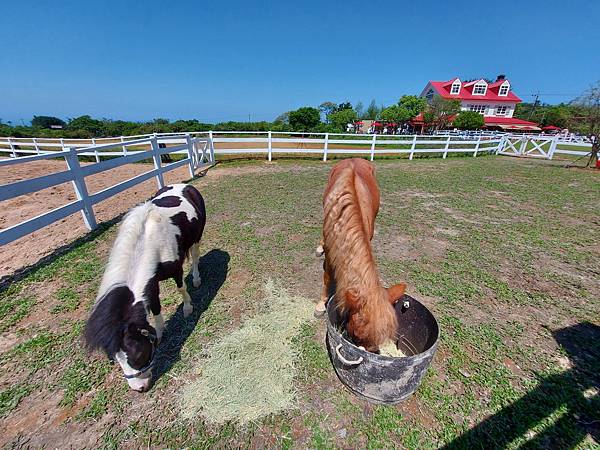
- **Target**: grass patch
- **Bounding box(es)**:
[51,287,81,314]
[0,383,36,417]
[0,295,35,332]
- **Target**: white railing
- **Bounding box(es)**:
[0,135,213,245]
[0,131,502,162]
[498,135,593,158]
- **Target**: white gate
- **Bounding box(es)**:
[498,135,558,159]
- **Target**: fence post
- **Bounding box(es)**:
[185,134,195,177]
[33,138,40,155]
[370,134,377,161]
[323,133,329,161]
[268,130,272,161]
[548,135,558,160]
[473,135,481,157]
[208,130,215,163]
[150,135,165,189]
[65,147,97,231]
[409,135,417,160]
[91,138,100,162]
[60,138,65,151]
[443,136,451,159]
[121,136,127,155]
[8,138,16,158]
[518,138,527,156]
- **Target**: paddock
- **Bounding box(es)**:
[0,156,598,448]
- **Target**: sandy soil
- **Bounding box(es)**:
[0,159,193,279]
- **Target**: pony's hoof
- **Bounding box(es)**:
[193,277,201,288]
[183,304,193,318]
[315,245,324,257]
[314,302,326,318]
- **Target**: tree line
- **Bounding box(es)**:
[1,82,598,139]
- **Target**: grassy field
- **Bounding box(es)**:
[0,156,598,448]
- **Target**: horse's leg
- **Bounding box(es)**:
[147,280,164,341]
[315,238,324,257]
[191,243,201,288]
[315,259,331,317]
[174,267,193,318]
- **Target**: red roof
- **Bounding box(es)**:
[483,117,537,125]
[428,79,522,103]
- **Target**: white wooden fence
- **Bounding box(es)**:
[0,130,594,246]
[0,135,212,245]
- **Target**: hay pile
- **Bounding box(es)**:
[180,280,314,424]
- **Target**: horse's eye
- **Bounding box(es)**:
[140,329,149,337]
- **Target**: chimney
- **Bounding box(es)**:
[496,74,506,82]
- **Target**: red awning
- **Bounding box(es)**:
[355,121,364,124]
[372,121,382,126]
[542,125,561,130]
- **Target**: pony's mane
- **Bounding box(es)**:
[323,166,382,309]
[84,285,147,357]
[323,164,397,348]
[97,202,159,300]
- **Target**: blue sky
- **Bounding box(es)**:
[1,0,599,124]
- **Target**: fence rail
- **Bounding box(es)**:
[0,135,213,245]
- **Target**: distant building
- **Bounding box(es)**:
[418,75,540,131]
[49,125,64,129]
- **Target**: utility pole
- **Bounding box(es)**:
[529,93,540,120]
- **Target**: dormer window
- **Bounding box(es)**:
[450,81,461,95]
[473,81,487,95]
[425,88,435,100]
[498,82,510,96]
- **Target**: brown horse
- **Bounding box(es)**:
[316,158,406,352]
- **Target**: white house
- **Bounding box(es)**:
[418,75,540,131]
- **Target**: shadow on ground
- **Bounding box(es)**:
[153,248,230,382]
[442,322,600,449]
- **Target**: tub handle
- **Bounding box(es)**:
[335,344,364,366]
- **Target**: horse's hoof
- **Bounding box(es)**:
[314,302,326,318]
[193,277,201,288]
[315,245,324,257]
[183,304,193,318]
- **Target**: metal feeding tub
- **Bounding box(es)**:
[326,294,439,404]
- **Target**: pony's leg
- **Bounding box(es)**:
[315,238,324,257]
[174,268,193,318]
[147,283,164,341]
[315,260,331,316]
[191,243,201,288]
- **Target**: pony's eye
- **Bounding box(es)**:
[139,329,149,337]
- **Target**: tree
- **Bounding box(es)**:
[32,115,65,129]
[329,108,358,132]
[289,107,321,131]
[398,95,427,119]
[319,102,337,123]
[335,102,353,112]
[453,111,484,130]
[274,111,290,125]
[354,101,364,119]
[67,115,104,136]
[365,100,380,119]
[569,81,600,168]
[423,98,461,130]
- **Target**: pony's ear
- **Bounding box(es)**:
[386,283,406,305]
[344,289,360,309]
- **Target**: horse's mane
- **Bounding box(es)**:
[97,202,159,300]
[84,285,146,357]
[323,164,397,347]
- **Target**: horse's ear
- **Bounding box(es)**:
[386,283,406,305]
[344,289,360,309]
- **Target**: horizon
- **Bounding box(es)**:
[1,0,599,125]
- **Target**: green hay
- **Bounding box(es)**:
[180,280,314,424]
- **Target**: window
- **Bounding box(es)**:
[473,83,487,95]
[499,84,509,96]
[425,89,435,100]
[496,105,507,115]
[468,104,487,114]
[451,83,461,94]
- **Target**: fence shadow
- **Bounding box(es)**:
[441,322,600,449]
[153,248,230,382]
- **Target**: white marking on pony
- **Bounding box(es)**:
[115,350,152,392]
[180,281,193,317]
[191,242,201,288]
[153,313,165,341]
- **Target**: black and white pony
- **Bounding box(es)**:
[84,184,206,391]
